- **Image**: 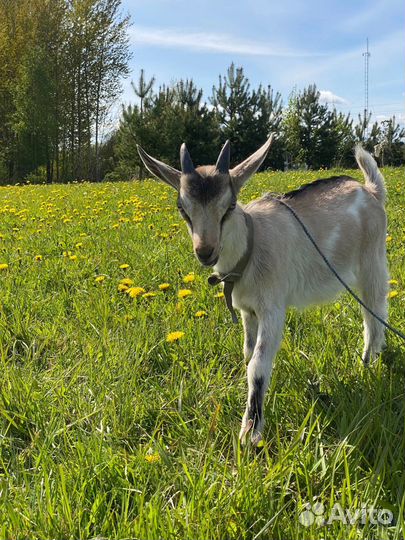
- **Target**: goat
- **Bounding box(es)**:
[137,136,389,446]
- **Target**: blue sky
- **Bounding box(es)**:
[118,0,404,125]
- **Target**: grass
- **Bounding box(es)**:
[0,166,404,539]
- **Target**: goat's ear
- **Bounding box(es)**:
[230,134,275,192]
[137,145,180,191]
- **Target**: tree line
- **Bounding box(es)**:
[109,64,404,181]
[0,0,130,183]
[1,0,404,185]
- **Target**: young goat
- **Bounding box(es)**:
[137,136,388,445]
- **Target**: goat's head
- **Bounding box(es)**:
[137,135,274,266]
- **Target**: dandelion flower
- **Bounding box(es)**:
[120,278,134,286]
[178,289,192,299]
[214,292,225,299]
[159,283,170,291]
[95,275,106,283]
[119,263,130,269]
[386,236,392,242]
[388,279,398,285]
[0,263,9,270]
[142,292,157,299]
[388,290,399,299]
[166,331,185,343]
[34,255,43,262]
[127,286,145,298]
[69,255,78,261]
[195,310,207,318]
[145,453,161,463]
[118,283,129,292]
[183,272,195,283]
[75,242,83,249]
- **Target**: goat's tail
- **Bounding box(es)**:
[355,145,386,204]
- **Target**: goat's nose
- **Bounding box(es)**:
[196,245,214,262]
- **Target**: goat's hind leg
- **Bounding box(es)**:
[358,252,389,364]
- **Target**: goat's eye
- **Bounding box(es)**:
[221,198,236,224]
[177,203,192,227]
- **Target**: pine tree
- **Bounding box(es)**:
[211,63,282,167]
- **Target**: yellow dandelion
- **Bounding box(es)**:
[119,263,130,269]
[145,453,161,463]
[118,283,129,292]
[142,292,157,299]
[386,235,392,242]
[95,275,106,283]
[126,286,145,298]
[159,283,170,291]
[75,242,83,249]
[0,263,9,270]
[195,310,207,318]
[120,278,134,286]
[183,272,195,283]
[388,290,399,299]
[214,292,225,298]
[388,279,398,285]
[178,289,192,299]
[34,255,42,262]
[166,331,185,343]
[69,255,78,261]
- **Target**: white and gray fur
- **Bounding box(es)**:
[137,136,389,446]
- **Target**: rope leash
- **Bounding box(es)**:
[273,197,405,343]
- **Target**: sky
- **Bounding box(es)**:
[117,0,405,125]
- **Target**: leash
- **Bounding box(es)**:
[273,197,405,343]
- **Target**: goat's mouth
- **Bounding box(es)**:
[196,254,219,267]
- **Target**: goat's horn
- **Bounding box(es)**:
[180,143,195,174]
[215,140,230,174]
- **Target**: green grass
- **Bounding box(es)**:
[0,167,404,539]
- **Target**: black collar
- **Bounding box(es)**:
[208,211,254,323]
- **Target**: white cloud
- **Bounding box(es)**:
[130,26,325,58]
[319,90,348,105]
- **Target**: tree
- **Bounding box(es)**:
[109,78,219,180]
[211,63,282,168]
[131,70,155,178]
[330,110,355,167]
[283,85,339,169]
[0,0,131,183]
[375,116,405,166]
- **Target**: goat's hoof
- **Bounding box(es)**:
[239,418,254,445]
[239,419,263,448]
[251,430,263,447]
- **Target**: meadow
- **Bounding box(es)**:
[0,166,404,539]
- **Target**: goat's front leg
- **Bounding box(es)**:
[241,310,258,363]
[239,308,285,446]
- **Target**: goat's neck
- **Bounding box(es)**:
[214,204,249,275]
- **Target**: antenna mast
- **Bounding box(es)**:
[362,38,370,136]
